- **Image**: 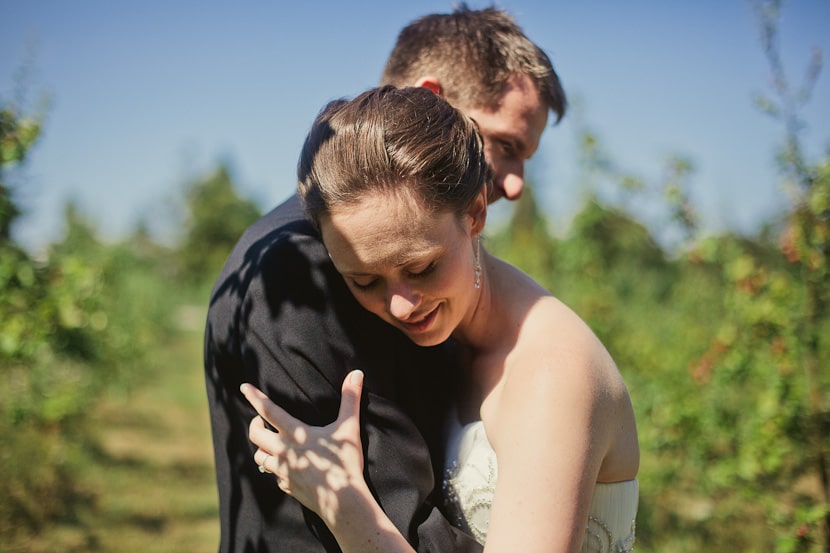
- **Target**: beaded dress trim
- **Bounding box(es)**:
[443,419,638,552]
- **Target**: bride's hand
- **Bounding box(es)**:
[240,370,367,525]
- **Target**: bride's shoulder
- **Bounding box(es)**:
[522,295,604,353]
[503,295,622,404]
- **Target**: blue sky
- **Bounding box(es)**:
[2,0,829,252]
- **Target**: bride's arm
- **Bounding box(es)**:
[241,371,417,553]
[483,306,632,553]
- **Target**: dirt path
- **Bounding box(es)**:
[23,322,221,553]
[86,324,219,552]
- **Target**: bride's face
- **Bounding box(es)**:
[320,191,481,347]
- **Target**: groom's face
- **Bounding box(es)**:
[458,73,548,204]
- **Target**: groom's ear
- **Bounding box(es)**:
[414,75,443,97]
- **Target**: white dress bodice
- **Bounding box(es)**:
[443,419,638,552]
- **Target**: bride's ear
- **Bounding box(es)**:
[467,189,488,238]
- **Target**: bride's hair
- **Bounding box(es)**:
[297,85,492,227]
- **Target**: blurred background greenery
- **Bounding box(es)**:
[1,2,828,552]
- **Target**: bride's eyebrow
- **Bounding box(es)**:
[337,236,445,274]
[394,245,444,267]
[341,252,436,277]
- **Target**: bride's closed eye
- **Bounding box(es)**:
[348,255,439,290]
[407,261,437,279]
[351,277,378,290]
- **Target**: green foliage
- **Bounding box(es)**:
[491,158,827,551]
[0,100,180,542]
[487,185,557,290]
[0,81,260,545]
[1,2,825,549]
[1,80,261,545]
[178,164,261,284]
[0,106,40,238]
[488,7,829,545]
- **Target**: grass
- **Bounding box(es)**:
[9,317,221,553]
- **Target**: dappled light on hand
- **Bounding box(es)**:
[241,371,366,525]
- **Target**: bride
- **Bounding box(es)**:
[240,85,640,553]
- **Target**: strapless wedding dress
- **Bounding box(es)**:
[443,419,638,552]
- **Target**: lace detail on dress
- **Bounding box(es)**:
[582,480,639,552]
[443,450,497,544]
[584,515,636,553]
[443,419,639,550]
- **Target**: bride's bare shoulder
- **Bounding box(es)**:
[523,296,603,351]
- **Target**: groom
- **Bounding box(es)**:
[204,6,566,552]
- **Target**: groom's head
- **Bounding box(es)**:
[381,5,567,203]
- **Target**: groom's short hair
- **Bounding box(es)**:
[381,4,567,122]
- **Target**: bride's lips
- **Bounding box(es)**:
[400,305,440,334]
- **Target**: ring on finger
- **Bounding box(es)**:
[258,453,270,474]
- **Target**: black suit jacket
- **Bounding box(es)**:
[204,194,482,552]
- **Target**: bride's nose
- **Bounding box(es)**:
[387,284,420,321]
